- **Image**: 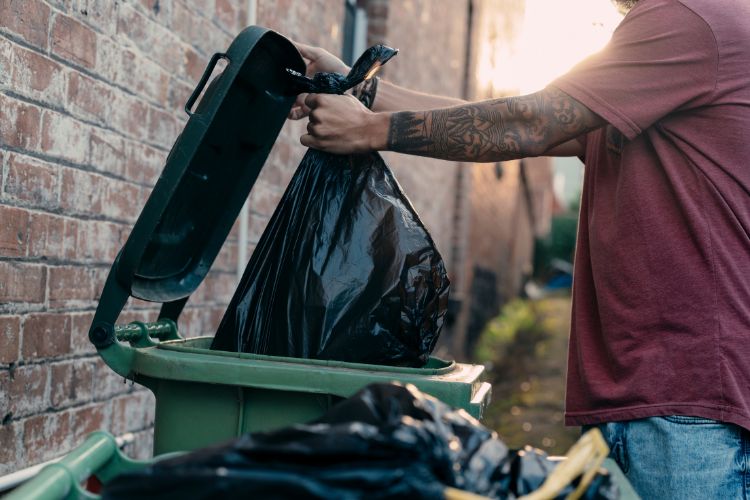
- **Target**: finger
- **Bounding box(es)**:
[288,106,309,120]
[300,133,319,149]
[308,110,321,124]
[293,93,307,108]
[290,40,321,61]
[304,93,323,109]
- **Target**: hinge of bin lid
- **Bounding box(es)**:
[113,319,179,344]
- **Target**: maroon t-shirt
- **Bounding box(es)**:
[551,0,750,429]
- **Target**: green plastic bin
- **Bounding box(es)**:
[103,324,490,454]
[83,25,492,456]
[5,431,640,500]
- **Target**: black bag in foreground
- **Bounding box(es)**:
[103,383,619,500]
[210,46,450,367]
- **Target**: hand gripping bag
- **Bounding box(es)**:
[210,46,450,367]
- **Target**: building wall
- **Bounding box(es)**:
[450,0,554,355]
[0,0,554,473]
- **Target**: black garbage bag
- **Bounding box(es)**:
[103,383,619,500]
[210,46,450,367]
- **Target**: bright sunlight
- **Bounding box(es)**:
[477,0,623,95]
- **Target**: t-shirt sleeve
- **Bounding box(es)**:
[551,0,718,140]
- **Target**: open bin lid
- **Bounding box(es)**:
[89,26,304,347]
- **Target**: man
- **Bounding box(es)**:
[289,0,750,497]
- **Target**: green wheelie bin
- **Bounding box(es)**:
[4,429,640,500]
[82,25,491,456]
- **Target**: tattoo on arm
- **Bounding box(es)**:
[387,87,603,162]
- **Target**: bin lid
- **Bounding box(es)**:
[112,26,304,304]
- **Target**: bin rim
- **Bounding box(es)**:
[156,336,457,375]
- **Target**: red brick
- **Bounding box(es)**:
[11,46,67,105]
[247,181,283,216]
[70,312,96,355]
[101,179,142,222]
[117,49,170,105]
[71,404,107,444]
[0,36,12,87]
[21,313,72,360]
[47,266,99,306]
[0,316,21,365]
[0,0,50,49]
[0,205,29,258]
[247,213,270,244]
[50,359,95,408]
[67,72,114,123]
[75,0,118,36]
[1,364,49,418]
[110,92,150,142]
[117,4,183,75]
[41,111,90,165]
[148,106,179,148]
[110,391,154,436]
[75,220,122,263]
[59,168,105,217]
[214,241,238,272]
[0,262,46,304]
[50,14,97,69]
[22,410,73,464]
[27,212,77,261]
[89,129,127,178]
[94,359,130,400]
[0,421,21,474]
[187,0,216,14]
[200,271,235,305]
[183,46,204,84]
[0,94,42,151]
[94,36,120,83]
[125,141,164,185]
[215,0,242,34]
[172,2,217,54]
[167,77,193,115]
[4,153,60,208]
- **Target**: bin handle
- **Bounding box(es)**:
[185,52,229,116]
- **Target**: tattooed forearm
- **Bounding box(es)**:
[386,87,603,162]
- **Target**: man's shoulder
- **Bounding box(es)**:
[675,0,750,35]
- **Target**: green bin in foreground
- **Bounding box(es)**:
[81,25,491,456]
[5,431,640,500]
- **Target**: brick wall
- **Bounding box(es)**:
[0,0,251,474]
[1,0,554,474]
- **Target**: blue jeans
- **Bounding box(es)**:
[585,417,750,499]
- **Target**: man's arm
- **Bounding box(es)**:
[370,80,466,112]
[363,83,587,158]
[302,86,603,161]
[385,87,600,161]
[289,41,465,117]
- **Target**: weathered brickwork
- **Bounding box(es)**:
[0,0,243,473]
[1,0,553,474]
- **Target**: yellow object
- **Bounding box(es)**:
[444,428,610,500]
